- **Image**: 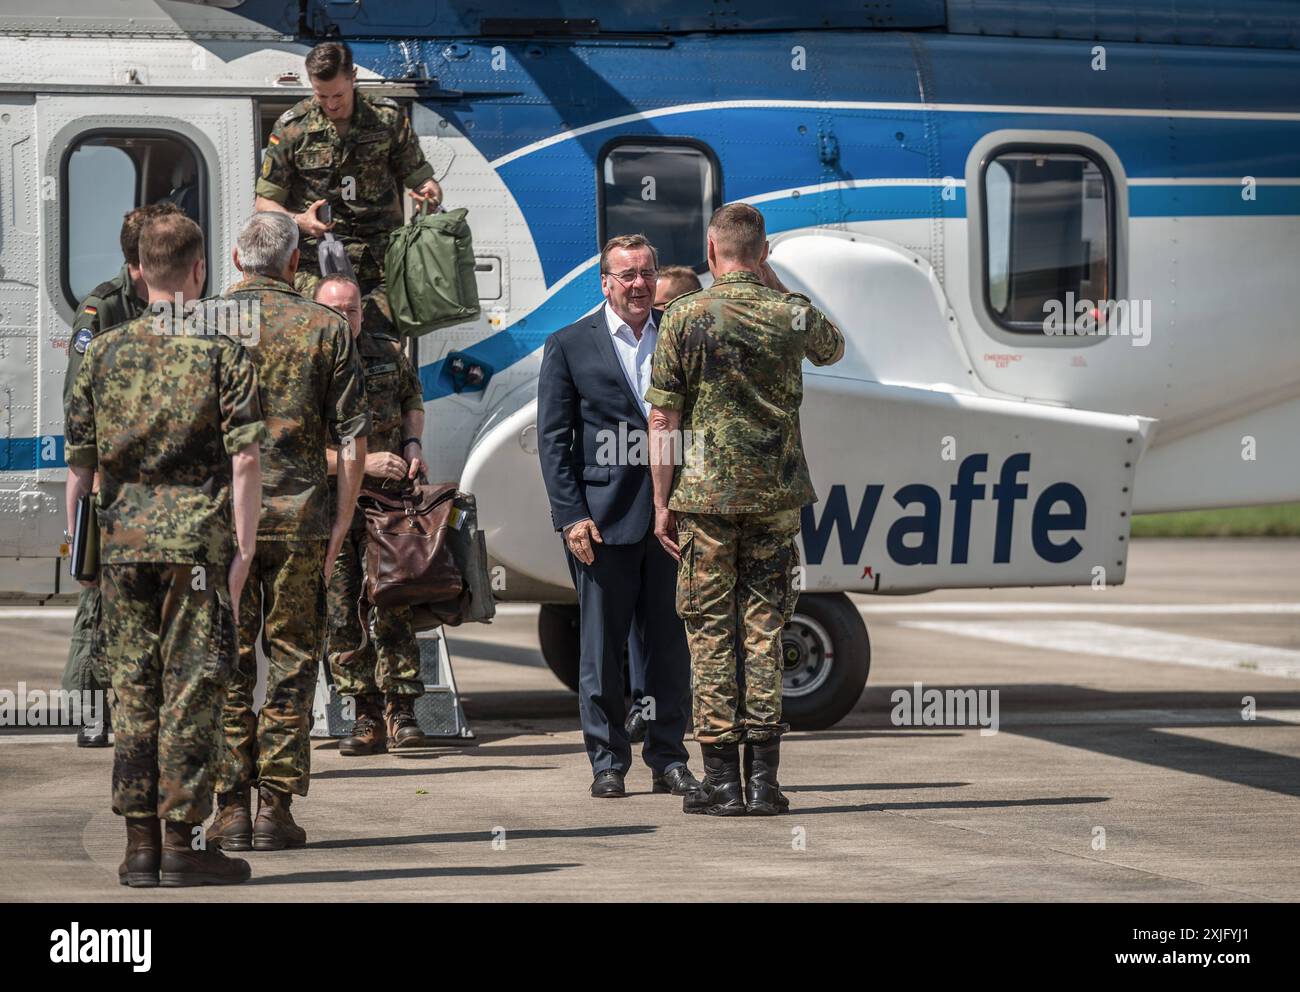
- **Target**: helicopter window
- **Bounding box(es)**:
[62,131,207,309]
[982,147,1114,334]
[598,138,721,272]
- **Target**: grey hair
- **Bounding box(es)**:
[237,211,299,275]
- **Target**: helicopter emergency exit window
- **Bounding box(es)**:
[982,147,1114,334]
[599,139,720,271]
[62,131,207,308]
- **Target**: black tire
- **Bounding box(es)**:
[780,592,870,731]
[538,603,581,693]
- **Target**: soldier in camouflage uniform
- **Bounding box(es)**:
[65,212,265,886]
[253,39,442,338]
[315,275,429,755]
[207,213,370,854]
[62,202,183,748]
[645,203,845,817]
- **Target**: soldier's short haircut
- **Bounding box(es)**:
[708,202,767,264]
[305,40,354,81]
[599,233,659,274]
[138,213,204,288]
[236,212,300,277]
[313,273,361,302]
[120,202,183,267]
[657,265,702,296]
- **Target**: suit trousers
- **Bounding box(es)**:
[565,527,691,776]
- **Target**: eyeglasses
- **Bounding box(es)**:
[605,268,659,284]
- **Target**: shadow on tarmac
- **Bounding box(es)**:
[848,683,1300,800]
[789,795,1110,816]
[312,764,557,781]
[310,825,658,850]
[247,863,583,885]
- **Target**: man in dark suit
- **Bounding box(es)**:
[537,234,699,799]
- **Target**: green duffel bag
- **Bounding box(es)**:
[384,204,481,336]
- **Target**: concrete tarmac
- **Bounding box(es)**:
[1,537,1297,902]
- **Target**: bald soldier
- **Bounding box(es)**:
[646,203,844,817]
[254,39,442,335]
[316,274,429,755]
[65,211,266,886]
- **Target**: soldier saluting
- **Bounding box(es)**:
[254,39,442,326]
[646,203,845,817]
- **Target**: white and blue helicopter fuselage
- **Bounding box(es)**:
[0,1,1296,722]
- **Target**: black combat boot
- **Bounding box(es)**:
[743,738,790,815]
[339,695,387,756]
[253,785,307,851]
[683,742,747,816]
[159,820,250,887]
[385,694,428,749]
[77,698,111,748]
[207,788,252,851]
[118,816,160,888]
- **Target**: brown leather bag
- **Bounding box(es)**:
[358,482,469,614]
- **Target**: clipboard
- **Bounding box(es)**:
[69,492,99,582]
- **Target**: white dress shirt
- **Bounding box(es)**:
[603,302,657,419]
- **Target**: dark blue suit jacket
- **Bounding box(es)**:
[537,308,664,546]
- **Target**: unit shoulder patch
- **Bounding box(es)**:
[72,327,94,354]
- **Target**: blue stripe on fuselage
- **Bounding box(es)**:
[496,105,1300,286]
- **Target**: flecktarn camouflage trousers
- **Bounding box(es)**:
[326,516,423,701]
[675,509,801,745]
[100,562,236,822]
[216,540,326,798]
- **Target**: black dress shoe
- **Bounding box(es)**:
[77,722,111,748]
[651,765,700,796]
[624,708,648,744]
[590,770,626,798]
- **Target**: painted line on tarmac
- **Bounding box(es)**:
[1256,710,1300,724]
[900,620,1300,679]
[863,601,1300,615]
[999,708,1300,726]
[0,607,76,619]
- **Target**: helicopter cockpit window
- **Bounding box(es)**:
[598,139,721,272]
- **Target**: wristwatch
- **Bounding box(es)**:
[401,437,422,449]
